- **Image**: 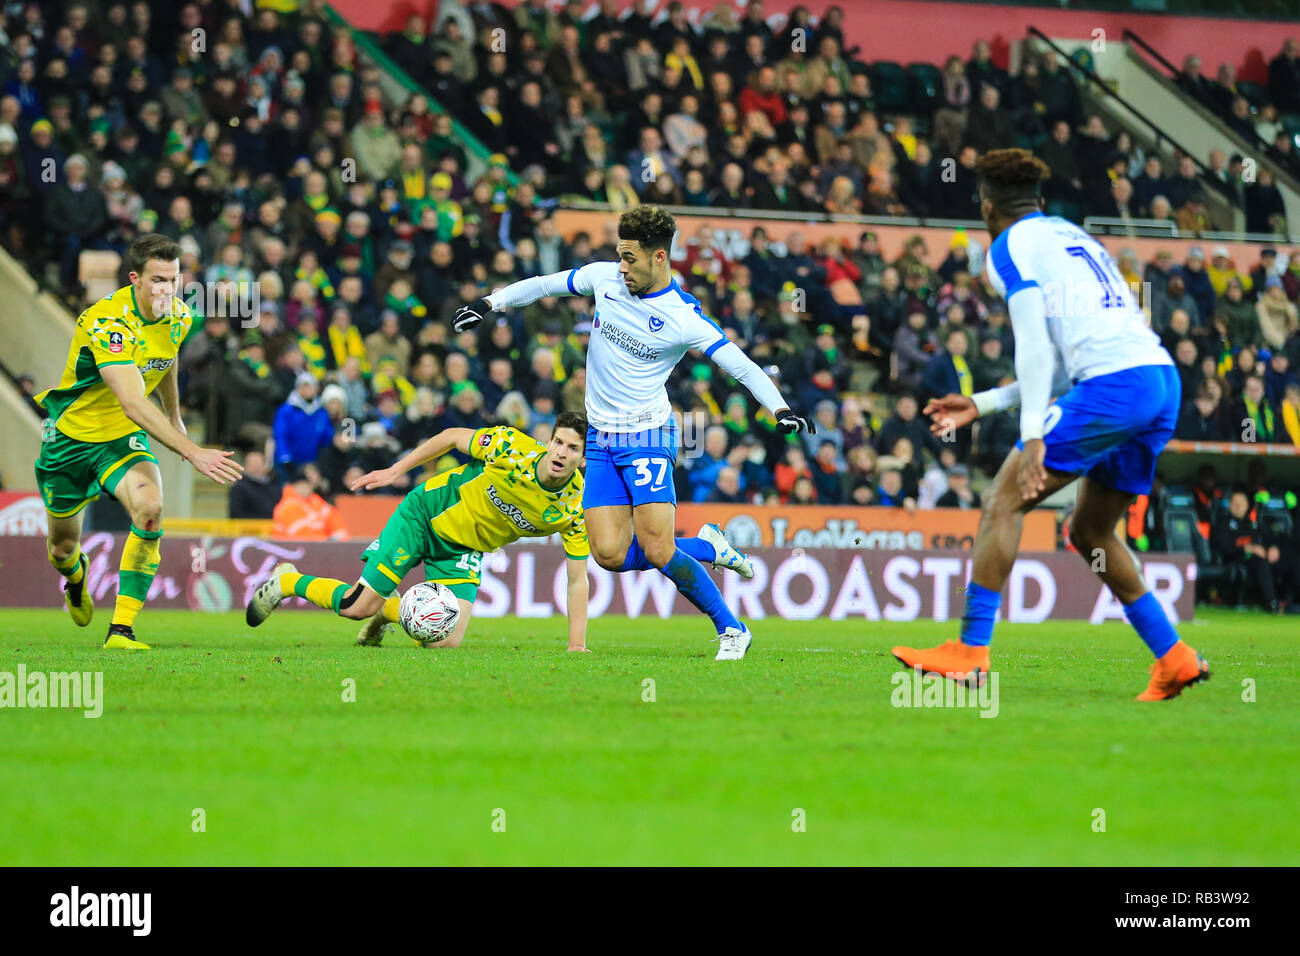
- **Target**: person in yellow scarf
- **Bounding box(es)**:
[371,358,416,408]
[326,305,368,375]
[296,312,328,379]
[1282,382,1300,446]
[1232,375,1277,443]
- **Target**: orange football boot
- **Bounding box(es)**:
[1136,640,1210,701]
[892,640,991,686]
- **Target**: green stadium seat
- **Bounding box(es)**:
[870,61,910,115]
[1236,81,1268,108]
[904,62,943,115]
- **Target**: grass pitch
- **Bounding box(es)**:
[0,608,1295,866]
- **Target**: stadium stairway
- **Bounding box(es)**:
[1032,32,1299,240]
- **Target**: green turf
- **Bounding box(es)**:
[0,607,1295,865]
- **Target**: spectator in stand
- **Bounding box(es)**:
[811,440,845,504]
[1176,384,1229,441]
[875,468,915,510]
[272,466,349,541]
[228,450,282,520]
[921,326,975,404]
[936,464,980,509]
[1247,166,1286,244]
[272,372,334,480]
[890,309,936,392]
[1175,192,1215,236]
[1212,488,1282,612]
[1153,271,1200,331]
[708,466,748,504]
[877,393,937,465]
[774,445,814,504]
[1258,275,1299,351]
[1281,382,1300,446]
[1229,375,1281,444]
[1182,247,1217,324]
[1267,38,1300,117]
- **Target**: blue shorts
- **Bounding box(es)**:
[583,419,679,509]
[1016,364,1180,495]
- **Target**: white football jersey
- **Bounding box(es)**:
[986,212,1171,382]
[566,261,730,432]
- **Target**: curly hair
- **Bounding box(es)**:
[974,148,1050,211]
[617,205,676,253]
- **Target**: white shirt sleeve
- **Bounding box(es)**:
[1007,285,1054,440]
[486,262,617,310]
[709,341,788,416]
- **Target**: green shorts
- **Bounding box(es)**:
[359,482,482,601]
[34,427,158,518]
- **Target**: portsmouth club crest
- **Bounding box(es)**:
[648,314,664,332]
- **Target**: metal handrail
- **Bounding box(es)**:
[1120,29,1183,78]
[1025,26,1239,207]
[1121,26,1300,190]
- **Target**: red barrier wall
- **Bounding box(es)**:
[328,0,1296,84]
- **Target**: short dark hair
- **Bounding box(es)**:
[975,148,1050,211]
[618,206,676,253]
[129,233,182,273]
[553,411,588,446]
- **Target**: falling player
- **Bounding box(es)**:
[34,234,243,648]
[449,206,811,660]
[894,149,1209,700]
[246,414,595,650]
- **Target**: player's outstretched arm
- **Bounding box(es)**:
[452,267,604,332]
[706,340,815,434]
[565,556,590,652]
[350,427,476,491]
[99,363,242,484]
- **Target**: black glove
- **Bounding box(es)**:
[775,408,815,435]
[452,296,494,333]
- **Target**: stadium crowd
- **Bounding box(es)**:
[1,1,1300,606]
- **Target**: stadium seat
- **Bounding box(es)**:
[1259,506,1293,542]
[870,61,911,114]
[1163,505,1241,599]
[904,62,943,115]
[1069,48,1095,75]
[79,250,122,303]
[1236,81,1268,108]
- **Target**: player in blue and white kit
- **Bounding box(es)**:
[894,149,1210,701]
[450,206,814,660]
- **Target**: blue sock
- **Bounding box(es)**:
[661,547,742,634]
[1123,592,1179,658]
[621,536,715,571]
[676,536,715,564]
[960,582,1001,647]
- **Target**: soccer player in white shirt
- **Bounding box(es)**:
[451,207,815,659]
[894,149,1210,701]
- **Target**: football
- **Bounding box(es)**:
[398,582,461,644]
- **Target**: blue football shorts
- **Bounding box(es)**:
[583,418,679,508]
[1015,363,1180,495]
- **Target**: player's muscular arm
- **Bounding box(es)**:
[350,428,476,491]
[565,556,590,652]
[158,363,184,433]
[99,363,242,484]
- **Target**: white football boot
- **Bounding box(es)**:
[245,562,298,627]
[714,625,753,661]
[698,523,755,579]
[356,613,390,646]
